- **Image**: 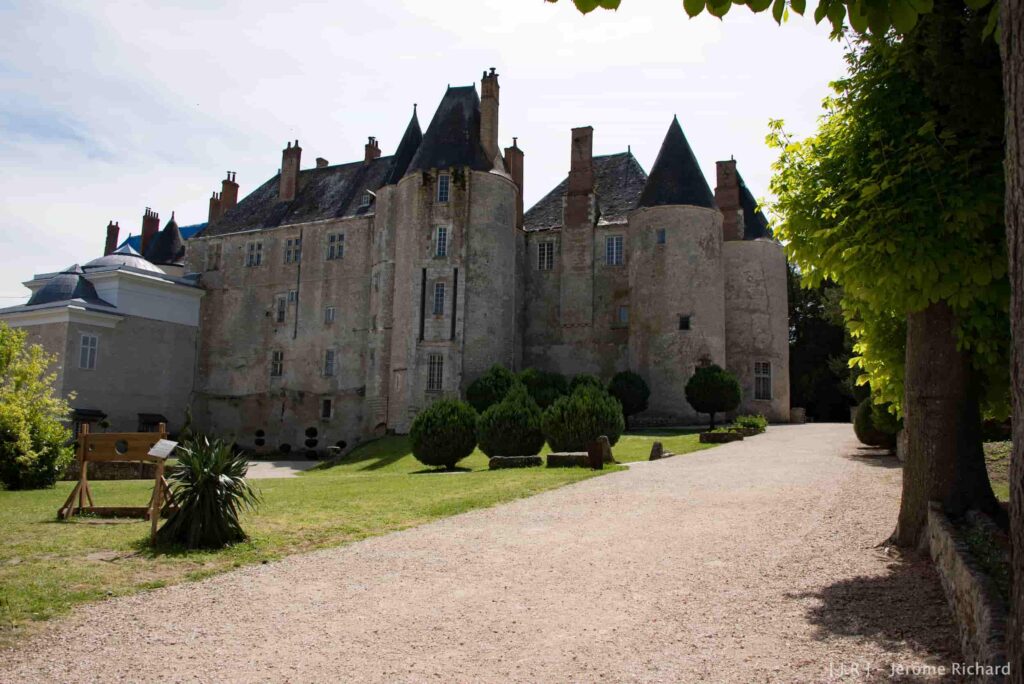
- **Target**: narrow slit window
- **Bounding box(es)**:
[320,398,333,420]
[427,354,444,391]
[275,295,287,323]
[755,361,773,400]
[433,282,446,315]
[323,350,336,377]
[324,306,336,324]
[606,235,624,266]
[437,174,451,203]
[435,226,448,257]
[679,315,692,331]
[656,228,667,245]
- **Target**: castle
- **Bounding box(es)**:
[1,70,789,453]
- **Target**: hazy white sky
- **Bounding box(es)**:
[0,0,845,300]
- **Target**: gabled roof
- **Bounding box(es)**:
[385,106,423,185]
[201,155,395,236]
[738,171,773,240]
[523,152,648,231]
[638,117,715,210]
[143,213,186,265]
[25,265,112,307]
[407,86,492,174]
[118,224,204,253]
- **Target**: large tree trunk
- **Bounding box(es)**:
[894,302,1004,547]
[1001,0,1024,676]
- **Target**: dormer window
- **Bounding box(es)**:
[437,174,451,203]
[360,192,372,208]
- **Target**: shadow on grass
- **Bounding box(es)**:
[625,428,704,437]
[410,466,473,475]
[787,550,960,677]
[316,436,413,472]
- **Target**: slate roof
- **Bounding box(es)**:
[523,152,648,231]
[737,171,773,240]
[407,86,492,174]
[638,117,715,210]
[143,213,186,265]
[25,265,112,307]
[84,244,165,275]
[118,224,204,253]
[201,155,396,236]
[386,107,423,185]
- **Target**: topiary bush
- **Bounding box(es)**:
[734,414,768,431]
[477,382,546,457]
[854,398,898,448]
[684,364,741,429]
[569,374,603,393]
[410,399,478,470]
[541,385,625,452]
[465,364,516,414]
[517,368,569,409]
[607,370,651,428]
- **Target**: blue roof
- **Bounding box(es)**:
[118,222,205,252]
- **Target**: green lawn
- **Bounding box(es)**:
[985,441,1012,502]
[0,429,711,646]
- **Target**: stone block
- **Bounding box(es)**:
[546,452,589,468]
[488,456,543,470]
[649,442,664,461]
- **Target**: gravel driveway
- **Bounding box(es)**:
[1,424,960,683]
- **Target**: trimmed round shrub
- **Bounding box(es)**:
[410,399,478,470]
[569,374,603,393]
[465,364,516,414]
[684,364,741,429]
[541,385,625,452]
[517,368,569,409]
[854,398,897,448]
[607,370,650,427]
[477,383,545,457]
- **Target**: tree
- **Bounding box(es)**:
[568,373,603,392]
[517,368,569,409]
[465,364,516,413]
[0,323,74,490]
[541,385,625,452]
[477,382,546,456]
[550,2,1023,671]
[607,370,650,428]
[409,399,478,470]
[684,364,741,428]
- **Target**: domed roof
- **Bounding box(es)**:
[27,265,112,307]
[83,244,164,274]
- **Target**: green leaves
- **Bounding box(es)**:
[890,0,919,32]
[684,0,706,17]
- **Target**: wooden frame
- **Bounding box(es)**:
[58,422,178,541]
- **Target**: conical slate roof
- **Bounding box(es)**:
[407,86,492,173]
[385,106,423,185]
[144,212,186,265]
[27,265,112,307]
[638,117,715,210]
[738,171,773,240]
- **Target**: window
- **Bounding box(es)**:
[270,351,284,377]
[373,272,380,292]
[432,282,446,315]
[320,398,334,420]
[427,354,444,391]
[437,174,451,203]
[323,350,336,377]
[207,242,222,271]
[284,237,302,264]
[617,305,629,326]
[245,241,263,267]
[538,241,555,271]
[326,233,345,260]
[287,289,298,304]
[79,334,98,370]
[679,315,692,331]
[435,226,448,257]
[360,192,372,208]
[755,361,773,400]
[656,228,667,245]
[324,306,336,324]
[606,235,624,266]
[372,314,378,330]
[275,295,287,323]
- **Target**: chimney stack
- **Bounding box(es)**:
[220,171,239,215]
[504,138,524,229]
[104,221,120,256]
[279,140,302,202]
[480,68,500,164]
[208,192,222,224]
[316,157,329,168]
[141,208,160,255]
[568,126,594,195]
[364,137,381,164]
[715,159,743,241]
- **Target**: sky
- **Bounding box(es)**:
[0,0,846,301]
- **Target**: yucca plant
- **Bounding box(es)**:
[155,437,261,549]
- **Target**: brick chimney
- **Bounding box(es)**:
[104,221,120,256]
[480,68,500,163]
[220,171,239,214]
[141,208,159,255]
[208,192,221,224]
[364,137,381,164]
[504,138,524,229]
[568,126,594,195]
[279,140,301,202]
[715,159,743,241]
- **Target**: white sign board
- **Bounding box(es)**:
[147,439,178,460]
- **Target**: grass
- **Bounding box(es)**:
[984,441,1012,502]
[0,429,711,647]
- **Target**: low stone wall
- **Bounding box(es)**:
[926,503,1009,681]
[699,432,744,444]
[488,456,543,470]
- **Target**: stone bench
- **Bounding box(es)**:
[546,452,589,468]
[488,456,543,470]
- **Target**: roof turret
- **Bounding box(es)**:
[638,117,715,210]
